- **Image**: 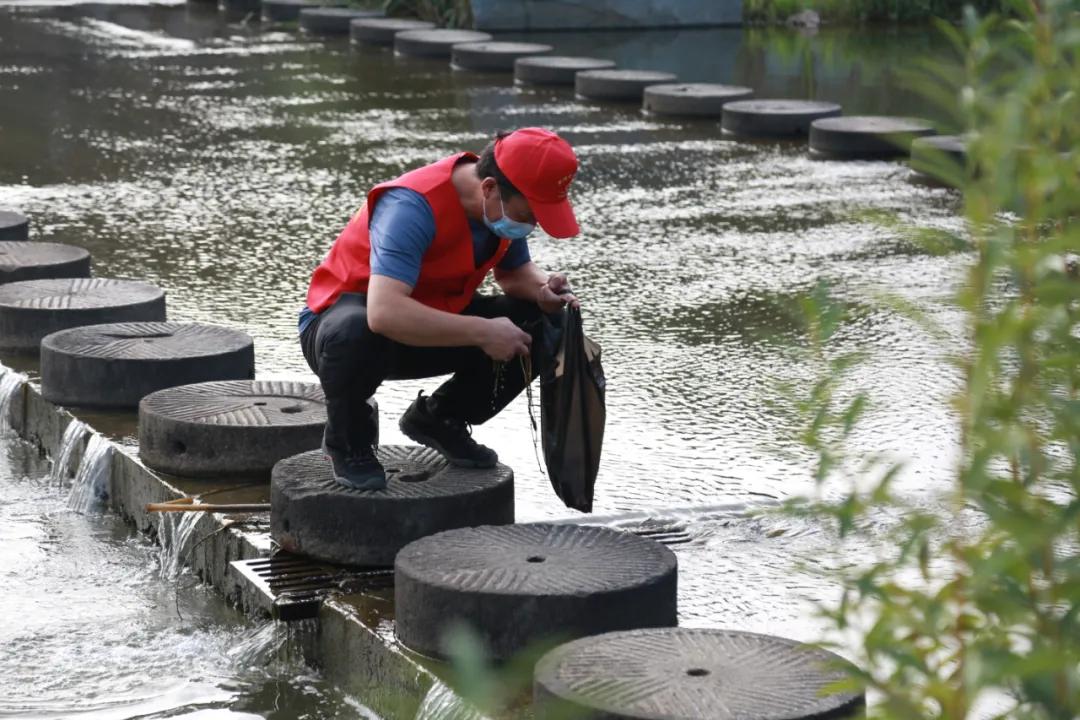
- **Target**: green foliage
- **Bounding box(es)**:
[382,0,473,28]
[745,0,1007,24]
[785,1,1080,717]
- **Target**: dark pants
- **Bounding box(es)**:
[300,292,544,452]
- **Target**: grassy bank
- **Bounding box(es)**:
[744,0,1007,24]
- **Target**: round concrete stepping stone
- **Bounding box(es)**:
[394,29,493,59]
[0,278,166,353]
[0,210,29,241]
[576,69,678,102]
[41,322,254,409]
[262,0,344,22]
[299,7,381,35]
[534,628,865,720]
[721,99,842,139]
[220,0,260,14]
[349,17,434,45]
[395,524,678,661]
[139,380,328,478]
[643,83,754,117]
[515,55,616,86]
[451,42,553,72]
[810,115,936,159]
[0,242,91,285]
[271,446,514,566]
[910,134,968,184]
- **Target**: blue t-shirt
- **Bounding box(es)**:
[299,188,531,333]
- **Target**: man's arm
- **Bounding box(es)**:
[367,275,531,360]
[495,261,580,311]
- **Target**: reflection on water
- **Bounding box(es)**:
[1,0,970,694]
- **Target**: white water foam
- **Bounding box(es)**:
[50,420,89,485]
[0,370,25,434]
[66,433,114,514]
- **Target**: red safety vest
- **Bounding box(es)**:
[306,153,511,315]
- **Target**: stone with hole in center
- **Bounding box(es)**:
[41,322,254,409]
[139,380,349,479]
[0,278,166,353]
[0,241,91,285]
[534,628,865,720]
[271,446,514,566]
[395,524,678,661]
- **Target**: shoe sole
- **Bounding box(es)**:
[398,417,498,469]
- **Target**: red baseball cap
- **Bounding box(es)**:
[494,128,580,238]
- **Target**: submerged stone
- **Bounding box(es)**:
[643,83,754,117]
[0,241,91,285]
[0,278,166,353]
[271,446,514,566]
[41,322,254,409]
[514,55,616,86]
[534,628,866,720]
[139,380,331,478]
[810,115,936,159]
[395,524,678,661]
[575,69,678,102]
[721,99,843,139]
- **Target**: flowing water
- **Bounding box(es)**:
[66,432,115,513]
[1,1,974,715]
[50,419,89,485]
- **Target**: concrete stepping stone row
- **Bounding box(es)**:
[394,523,678,661]
[394,29,492,58]
[810,116,936,159]
[722,99,842,139]
[451,41,552,72]
[576,69,678,102]
[139,379,336,478]
[299,7,381,35]
[350,17,434,45]
[0,278,166,353]
[644,83,753,117]
[262,0,345,23]
[271,446,513,566]
[514,56,615,86]
[0,210,29,241]
[0,241,90,284]
[41,322,254,409]
[534,628,866,719]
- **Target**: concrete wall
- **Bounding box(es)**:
[470,0,743,31]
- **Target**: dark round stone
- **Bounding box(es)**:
[451,42,553,72]
[139,380,331,478]
[810,115,937,159]
[41,322,254,409]
[534,628,866,720]
[0,278,166,354]
[910,134,968,185]
[394,29,493,58]
[219,0,260,13]
[299,7,382,35]
[576,69,679,102]
[0,242,91,285]
[271,446,514,566]
[349,17,434,45]
[515,56,616,86]
[395,524,678,661]
[721,99,842,139]
[262,0,345,23]
[643,83,754,117]
[0,211,29,241]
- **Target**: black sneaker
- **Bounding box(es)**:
[399,392,498,468]
[321,440,387,491]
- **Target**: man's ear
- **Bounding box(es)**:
[479,176,496,197]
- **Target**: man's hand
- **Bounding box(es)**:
[537,272,580,313]
[479,317,532,361]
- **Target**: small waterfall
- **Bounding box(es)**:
[227,618,317,671]
[66,434,114,514]
[416,680,488,720]
[51,420,89,485]
[0,369,25,433]
[157,510,202,579]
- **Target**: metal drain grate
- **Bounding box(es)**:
[231,553,393,621]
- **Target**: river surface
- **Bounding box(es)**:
[0,3,969,717]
